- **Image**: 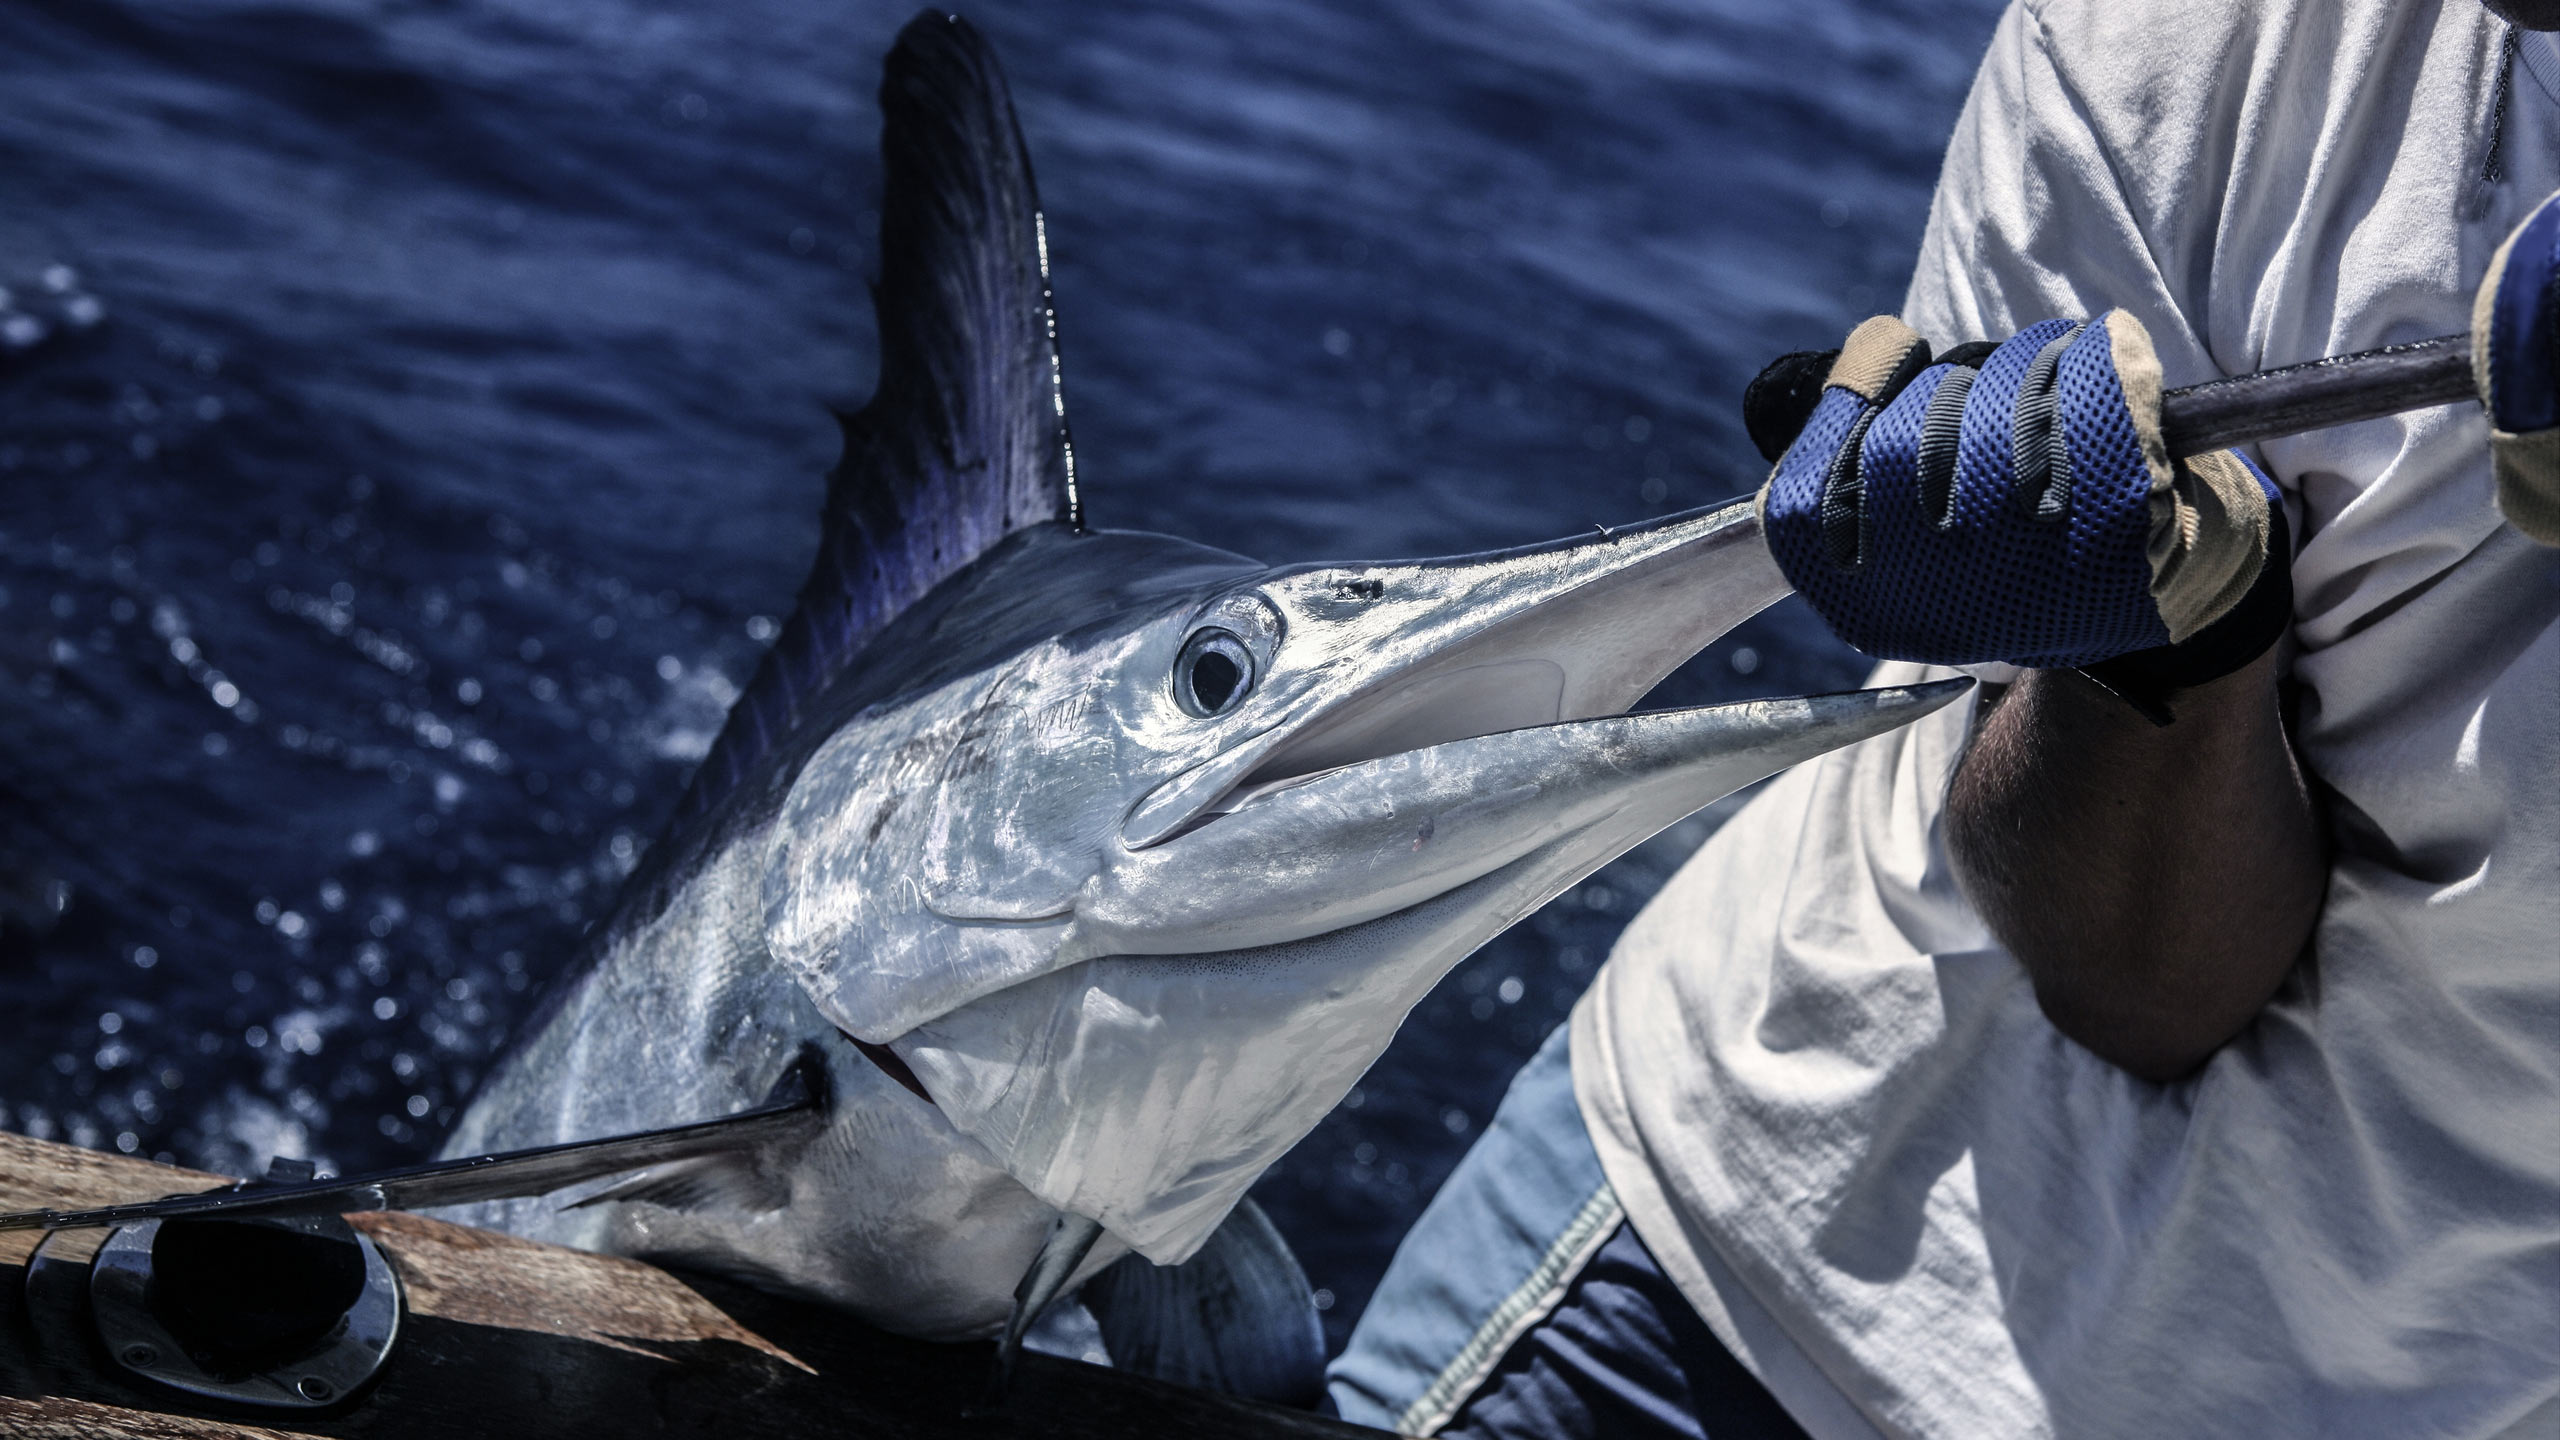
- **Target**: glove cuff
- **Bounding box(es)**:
[2077,500,2292,725]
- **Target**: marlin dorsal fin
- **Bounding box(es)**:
[677,10,1075,823]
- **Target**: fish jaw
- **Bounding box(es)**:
[1119,498,1792,847]
[1072,680,1972,960]
[903,679,1972,1261]
[769,502,1801,1046]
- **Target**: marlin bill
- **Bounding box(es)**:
[127,9,1975,1401]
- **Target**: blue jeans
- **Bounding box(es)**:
[1329,1023,1809,1440]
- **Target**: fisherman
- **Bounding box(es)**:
[1331,0,2560,1436]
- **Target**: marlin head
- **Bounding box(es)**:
[449,13,1967,1351]
[761,502,1967,1262]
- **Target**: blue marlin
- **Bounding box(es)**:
[424,11,1965,1397]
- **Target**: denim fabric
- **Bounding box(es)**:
[1330,1022,1804,1439]
[1329,1022,1614,1432]
[1442,1223,1812,1440]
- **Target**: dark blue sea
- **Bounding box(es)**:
[0,0,2006,1348]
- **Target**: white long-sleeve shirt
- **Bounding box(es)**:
[1575,2,2560,1435]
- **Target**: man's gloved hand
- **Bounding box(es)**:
[2477,187,2560,545]
[1751,311,2288,721]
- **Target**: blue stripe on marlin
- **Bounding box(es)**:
[440,6,1968,1394]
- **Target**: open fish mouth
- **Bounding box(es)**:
[773,500,1973,1123]
[1140,759,1358,844]
[892,670,1972,1265]
[1114,498,1797,852]
[787,502,1972,1268]
[1079,499,1971,962]
[1076,680,1970,962]
[859,684,1978,1111]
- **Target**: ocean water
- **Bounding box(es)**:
[0,0,2006,1348]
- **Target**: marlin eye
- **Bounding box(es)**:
[1174,628,1254,717]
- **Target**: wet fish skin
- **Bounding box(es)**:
[435,10,1971,1353]
[441,505,1963,1340]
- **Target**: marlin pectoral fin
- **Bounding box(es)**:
[1082,1198,1324,1407]
[993,1211,1106,1395]
[561,1151,791,1215]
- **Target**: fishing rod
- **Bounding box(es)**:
[1747,329,2480,468]
[0,1051,826,1232]
[2156,332,2473,457]
[0,336,2484,1241]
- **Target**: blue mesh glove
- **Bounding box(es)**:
[2476,187,2560,545]
[1754,312,2286,717]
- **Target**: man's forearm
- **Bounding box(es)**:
[1944,648,2326,1081]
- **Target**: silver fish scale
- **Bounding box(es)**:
[445,503,1967,1335]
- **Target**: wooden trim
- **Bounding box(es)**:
[1,1131,1384,1439]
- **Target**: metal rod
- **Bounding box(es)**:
[0,1051,826,1232]
[2159,332,2474,458]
